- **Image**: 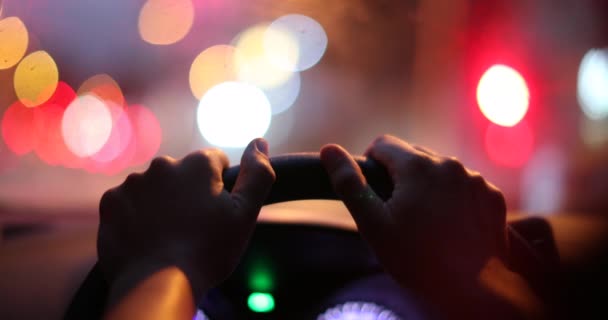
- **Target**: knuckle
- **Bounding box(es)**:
[184,148,226,169]
[124,172,143,188]
[202,148,223,159]
[404,154,432,173]
[488,188,507,216]
[184,151,212,167]
[99,188,120,220]
[372,134,394,146]
[248,156,275,182]
[439,157,466,176]
[148,156,174,175]
[468,173,487,190]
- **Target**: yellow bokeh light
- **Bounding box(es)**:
[14,50,59,108]
[138,0,194,45]
[189,45,238,100]
[0,17,29,70]
[78,74,125,107]
[233,24,295,89]
[263,25,300,72]
[266,14,328,71]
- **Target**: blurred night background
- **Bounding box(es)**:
[0,0,607,216]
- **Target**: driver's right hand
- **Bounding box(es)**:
[320,134,508,295]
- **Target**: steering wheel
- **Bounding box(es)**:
[64,153,556,319]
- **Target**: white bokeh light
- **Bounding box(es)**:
[266,14,328,72]
[477,64,530,127]
[578,48,608,120]
[233,24,295,89]
[521,146,565,214]
[197,82,271,148]
[264,71,301,115]
[62,95,113,157]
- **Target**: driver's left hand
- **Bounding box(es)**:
[97,138,275,298]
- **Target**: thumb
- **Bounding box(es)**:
[320,144,386,233]
[231,138,276,219]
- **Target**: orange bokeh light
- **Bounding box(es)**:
[78,74,125,107]
[138,0,194,45]
[189,45,239,100]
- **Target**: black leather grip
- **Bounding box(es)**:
[222,153,393,204]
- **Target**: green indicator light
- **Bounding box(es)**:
[247,292,275,313]
[249,270,274,292]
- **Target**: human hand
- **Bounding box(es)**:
[97,138,275,298]
[320,134,507,292]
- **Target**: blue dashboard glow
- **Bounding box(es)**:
[317,301,402,320]
[193,309,209,320]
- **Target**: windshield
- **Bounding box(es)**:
[0,0,607,215]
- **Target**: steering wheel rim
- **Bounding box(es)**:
[63,153,545,319]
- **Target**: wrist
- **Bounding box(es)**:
[108,249,210,305]
[399,257,531,320]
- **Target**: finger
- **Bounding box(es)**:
[181,148,230,186]
[364,134,431,180]
[147,155,176,178]
[99,187,130,224]
[320,144,386,233]
[413,144,438,157]
[231,138,276,219]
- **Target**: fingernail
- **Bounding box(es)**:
[254,139,269,155]
[321,145,344,164]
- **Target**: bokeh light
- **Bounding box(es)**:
[32,82,79,166]
[127,104,162,166]
[580,116,608,149]
[14,50,59,107]
[318,302,402,320]
[197,82,271,148]
[61,95,113,157]
[484,121,534,168]
[266,14,328,71]
[477,64,530,127]
[193,309,209,320]
[233,24,294,89]
[138,0,194,45]
[249,263,275,292]
[83,103,136,175]
[189,45,238,100]
[247,292,275,313]
[264,71,300,115]
[78,74,125,107]
[89,102,133,164]
[521,146,565,214]
[0,16,28,70]
[578,48,608,120]
[1,101,36,155]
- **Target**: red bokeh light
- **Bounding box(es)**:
[1,101,37,155]
[484,121,534,168]
[32,82,80,166]
[128,104,162,166]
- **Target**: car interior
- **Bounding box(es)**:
[1,0,608,319]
